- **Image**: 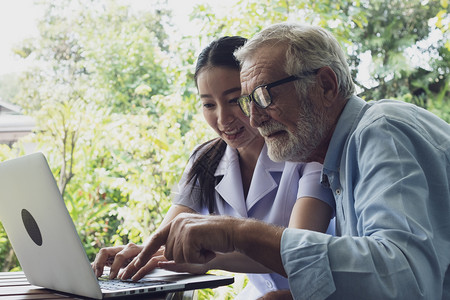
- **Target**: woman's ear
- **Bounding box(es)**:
[316,66,339,107]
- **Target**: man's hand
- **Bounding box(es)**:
[118,213,286,281]
[157,260,209,275]
[118,213,239,281]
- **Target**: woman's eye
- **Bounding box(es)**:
[203,103,214,109]
[229,98,239,104]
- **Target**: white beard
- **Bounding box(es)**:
[260,100,329,163]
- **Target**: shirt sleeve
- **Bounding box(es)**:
[281,109,450,299]
[296,161,335,213]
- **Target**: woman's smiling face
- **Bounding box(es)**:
[197,66,262,150]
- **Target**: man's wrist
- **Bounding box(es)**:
[233,218,258,254]
[231,218,286,275]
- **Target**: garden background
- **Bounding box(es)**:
[0,0,448,298]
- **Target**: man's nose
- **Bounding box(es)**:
[249,102,270,128]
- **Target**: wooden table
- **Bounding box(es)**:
[0,272,194,299]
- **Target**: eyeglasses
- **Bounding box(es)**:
[237,69,318,117]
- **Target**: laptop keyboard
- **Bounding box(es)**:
[98,277,173,291]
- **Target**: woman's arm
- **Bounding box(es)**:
[288,196,333,232]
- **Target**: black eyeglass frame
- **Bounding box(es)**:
[237,69,319,116]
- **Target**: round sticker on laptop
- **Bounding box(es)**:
[21,209,43,246]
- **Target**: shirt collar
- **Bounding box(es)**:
[214,145,239,177]
[214,143,284,177]
[322,95,368,175]
[214,143,285,216]
[254,143,285,172]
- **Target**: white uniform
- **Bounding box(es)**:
[173,143,335,299]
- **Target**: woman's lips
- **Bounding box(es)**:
[223,127,244,139]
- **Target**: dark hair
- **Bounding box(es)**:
[188,36,246,214]
[194,36,247,88]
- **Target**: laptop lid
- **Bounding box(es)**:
[0,153,233,299]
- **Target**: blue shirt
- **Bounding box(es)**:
[281,96,450,299]
[174,143,335,299]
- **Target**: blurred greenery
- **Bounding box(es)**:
[0,0,448,298]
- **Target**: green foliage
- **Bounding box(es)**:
[0,73,20,101]
[349,0,447,102]
[189,0,363,44]
[0,0,449,298]
[78,2,172,112]
[197,272,248,299]
[0,144,26,271]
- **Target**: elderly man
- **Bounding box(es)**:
[120,23,450,299]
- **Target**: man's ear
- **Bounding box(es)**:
[316,66,339,107]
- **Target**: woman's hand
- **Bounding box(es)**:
[116,254,174,279]
[92,243,144,278]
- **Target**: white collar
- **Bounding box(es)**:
[214,144,285,216]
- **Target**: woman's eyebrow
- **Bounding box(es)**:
[199,93,212,99]
[222,87,241,96]
[200,87,241,99]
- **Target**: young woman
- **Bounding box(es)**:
[92,36,334,299]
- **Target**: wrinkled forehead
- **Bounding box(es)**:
[239,44,288,94]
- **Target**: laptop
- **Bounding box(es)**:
[0,152,234,299]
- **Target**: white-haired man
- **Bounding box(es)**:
[120,23,450,300]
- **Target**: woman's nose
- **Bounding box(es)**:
[249,102,270,128]
[218,107,235,127]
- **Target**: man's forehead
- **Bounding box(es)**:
[240,45,287,90]
[241,44,286,70]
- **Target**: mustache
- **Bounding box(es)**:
[258,121,287,136]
